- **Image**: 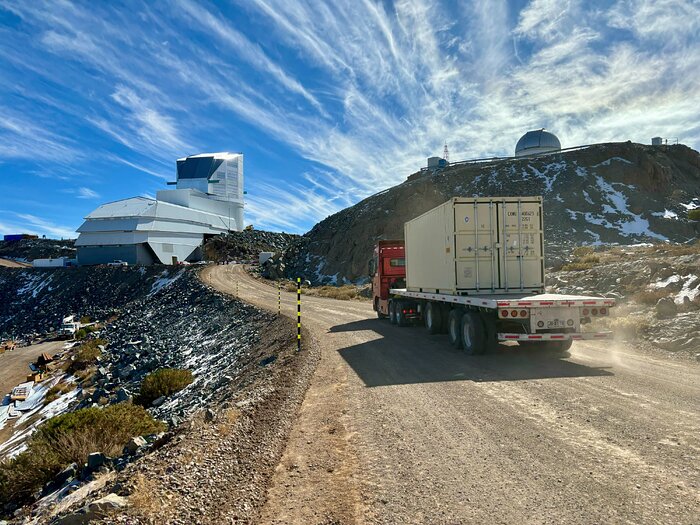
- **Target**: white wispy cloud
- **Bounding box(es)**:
[13,213,77,239]
[1,0,699,234]
[76,187,99,199]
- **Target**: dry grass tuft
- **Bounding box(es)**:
[632,288,670,305]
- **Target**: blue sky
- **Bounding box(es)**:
[0,0,698,238]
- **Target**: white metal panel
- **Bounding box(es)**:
[405,200,454,293]
[403,197,544,295]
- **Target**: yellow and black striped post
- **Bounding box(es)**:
[236,280,239,297]
[297,277,301,351]
[277,281,281,316]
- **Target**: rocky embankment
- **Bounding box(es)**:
[280,142,700,283]
[547,243,700,356]
[0,239,76,262]
[1,266,306,523]
[204,230,299,263]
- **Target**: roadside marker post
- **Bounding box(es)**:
[278,281,281,316]
[236,281,239,297]
[297,277,301,351]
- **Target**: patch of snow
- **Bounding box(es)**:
[652,209,679,219]
[584,230,602,244]
[591,157,633,168]
[582,190,594,205]
[594,176,667,240]
[149,269,185,296]
[675,275,699,305]
[17,273,54,298]
[652,275,681,288]
[680,198,699,210]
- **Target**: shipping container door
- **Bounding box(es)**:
[454,201,498,291]
[497,199,544,291]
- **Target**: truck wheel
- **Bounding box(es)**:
[461,311,485,355]
[447,309,463,349]
[545,339,573,355]
[424,302,442,335]
[389,301,397,325]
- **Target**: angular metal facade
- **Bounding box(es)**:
[75,152,245,265]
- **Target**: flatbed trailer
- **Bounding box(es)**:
[371,197,616,355]
[389,288,614,345]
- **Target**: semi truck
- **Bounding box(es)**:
[371,197,614,355]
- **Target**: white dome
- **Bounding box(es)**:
[515,129,561,157]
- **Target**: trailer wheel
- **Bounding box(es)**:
[544,339,573,354]
[424,302,442,335]
[461,311,485,355]
[389,300,397,325]
[396,301,410,327]
[447,309,463,349]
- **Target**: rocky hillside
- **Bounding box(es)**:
[204,230,299,262]
[1,266,303,523]
[0,239,76,262]
[289,142,700,283]
[546,243,700,356]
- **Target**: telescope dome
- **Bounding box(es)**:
[515,129,561,157]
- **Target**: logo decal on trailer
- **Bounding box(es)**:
[464,216,470,223]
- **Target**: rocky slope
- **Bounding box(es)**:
[547,243,700,356]
[203,230,299,263]
[0,239,76,262]
[1,266,305,524]
[288,142,700,283]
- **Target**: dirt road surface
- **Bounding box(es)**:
[202,265,700,525]
[0,341,63,395]
[0,258,30,267]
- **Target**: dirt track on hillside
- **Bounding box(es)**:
[202,265,700,525]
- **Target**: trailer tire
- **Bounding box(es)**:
[545,339,573,354]
[461,311,486,355]
[424,302,442,335]
[396,301,410,327]
[448,309,463,349]
[389,301,397,325]
[439,303,450,333]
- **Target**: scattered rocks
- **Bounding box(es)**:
[86,452,107,471]
[124,436,147,455]
[55,493,126,525]
[656,297,678,318]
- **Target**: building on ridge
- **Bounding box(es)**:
[75,152,244,265]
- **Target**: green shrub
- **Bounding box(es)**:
[138,368,193,406]
[69,339,105,372]
[74,325,97,340]
[689,209,700,221]
[0,404,164,508]
[45,382,74,404]
[79,315,91,324]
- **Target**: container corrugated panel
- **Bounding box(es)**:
[404,197,545,295]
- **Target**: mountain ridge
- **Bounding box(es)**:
[287,142,700,284]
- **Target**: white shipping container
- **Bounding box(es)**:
[32,257,67,268]
[404,197,545,295]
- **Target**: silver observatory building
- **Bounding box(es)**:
[75,152,244,265]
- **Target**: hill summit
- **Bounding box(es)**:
[286,142,700,284]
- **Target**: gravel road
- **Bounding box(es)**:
[203,265,700,525]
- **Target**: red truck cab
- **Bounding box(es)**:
[370,240,406,318]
